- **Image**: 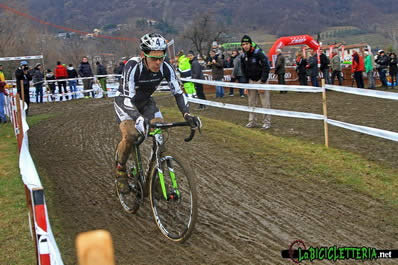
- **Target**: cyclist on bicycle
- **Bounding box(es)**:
[114,33,201,193]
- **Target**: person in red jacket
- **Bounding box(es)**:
[54,61,69,101]
[352,51,365,88]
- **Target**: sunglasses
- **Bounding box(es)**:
[144,53,166,61]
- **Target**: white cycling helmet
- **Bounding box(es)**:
[140,33,167,52]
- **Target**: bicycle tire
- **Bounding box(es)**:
[115,175,143,214]
[149,154,198,243]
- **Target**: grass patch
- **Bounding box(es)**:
[163,107,398,207]
[0,113,54,265]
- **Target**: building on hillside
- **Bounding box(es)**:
[146,19,158,26]
[93,29,102,36]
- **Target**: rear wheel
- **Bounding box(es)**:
[115,173,143,214]
[115,148,144,214]
[149,155,198,242]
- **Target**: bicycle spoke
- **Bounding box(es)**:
[150,156,197,242]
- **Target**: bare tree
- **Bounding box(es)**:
[182,14,227,59]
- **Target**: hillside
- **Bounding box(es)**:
[22,0,398,36]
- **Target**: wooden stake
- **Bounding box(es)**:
[76,230,115,265]
[20,79,25,110]
[15,94,24,151]
[322,79,329,148]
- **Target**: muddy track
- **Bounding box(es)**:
[29,93,397,265]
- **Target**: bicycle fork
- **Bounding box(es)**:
[158,157,180,201]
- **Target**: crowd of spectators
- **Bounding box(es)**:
[6,56,120,113]
[2,36,398,124]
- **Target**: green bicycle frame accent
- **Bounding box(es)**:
[168,167,180,197]
[149,128,163,136]
[157,169,168,200]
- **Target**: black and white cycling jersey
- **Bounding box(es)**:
[114,57,189,123]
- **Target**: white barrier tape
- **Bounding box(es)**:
[326,84,398,101]
[19,125,43,188]
[36,226,64,264]
[188,98,325,120]
[327,118,398,142]
[17,103,64,264]
[181,78,323,93]
[8,74,122,85]
[43,76,101,84]
[0,55,43,61]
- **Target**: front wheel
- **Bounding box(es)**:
[149,155,198,243]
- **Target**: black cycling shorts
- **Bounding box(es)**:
[114,96,163,123]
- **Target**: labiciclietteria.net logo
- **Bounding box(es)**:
[281,240,398,263]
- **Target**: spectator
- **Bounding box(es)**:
[208,49,224,98]
[177,50,196,98]
[388,52,397,89]
[0,64,7,122]
[114,62,124,83]
[307,50,319,87]
[295,52,307,86]
[330,51,343,86]
[228,50,239,96]
[231,50,246,97]
[0,64,11,89]
[55,61,69,101]
[319,50,331,84]
[96,61,108,97]
[32,63,44,103]
[352,50,365,88]
[15,61,32,114]
[364,49,375,89]
[187,50,207,109]
[240,35,271,129]
[78,56,94,98]
[45,69,56,102]
[224,55,234,68]
[67,64,78,99]
[0,81,7,123]
[275,49,286,93]
[0,64,5,82]
[375,50,389,88]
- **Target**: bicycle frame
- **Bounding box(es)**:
[116,120,198,242]
[133,128,180,201]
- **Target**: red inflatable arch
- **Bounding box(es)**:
[268,35,320,65]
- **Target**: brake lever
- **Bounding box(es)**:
[184,128,196,142]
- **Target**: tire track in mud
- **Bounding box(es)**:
[29,98,397,265]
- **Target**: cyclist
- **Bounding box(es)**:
[114,33,201,193]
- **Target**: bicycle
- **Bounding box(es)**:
[115,121,199,243]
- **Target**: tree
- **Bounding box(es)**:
[182,14,227,60]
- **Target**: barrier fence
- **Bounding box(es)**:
[182,77,398,145]
[4,93,64,265]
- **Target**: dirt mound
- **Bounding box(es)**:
[29,93,397,265]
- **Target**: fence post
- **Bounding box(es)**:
[20,80,25,110]
[322,79,329,148]
[76,230,115,265]
[15,94,24,151]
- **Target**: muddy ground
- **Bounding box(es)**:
[29,89,398,265]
